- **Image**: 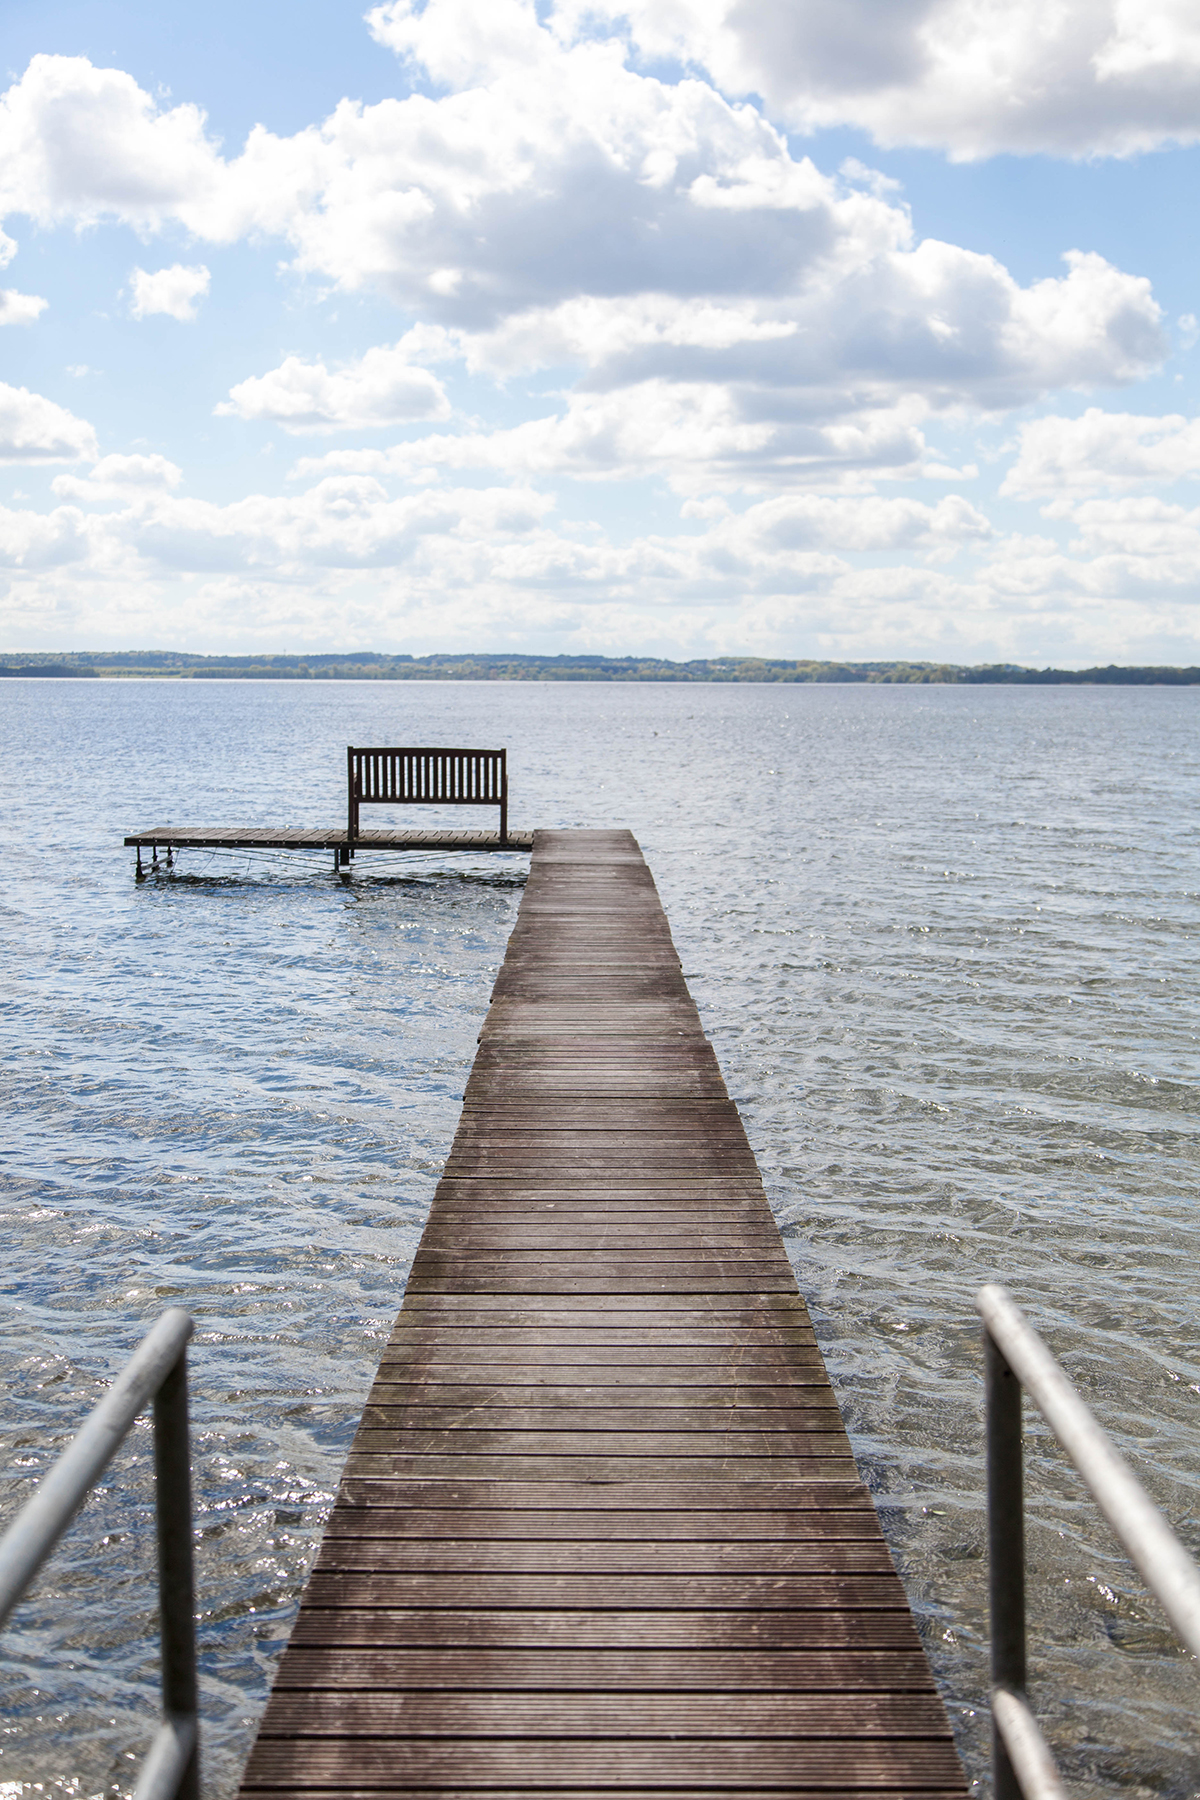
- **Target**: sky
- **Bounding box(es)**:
[4,0,1200,663]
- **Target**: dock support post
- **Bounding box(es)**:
[153,1347,199,1800]
[986,1323,1026,1800]
[136,847,144,880]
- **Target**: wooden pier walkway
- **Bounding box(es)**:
[237,829,967,1799]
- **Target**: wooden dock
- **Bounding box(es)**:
[237,828,967,1799]
[123,827,533,853]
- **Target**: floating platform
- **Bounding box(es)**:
[236,828,966,1799]
[123,826,534,855]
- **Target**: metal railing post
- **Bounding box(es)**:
[0,1310,199,1800]
[985,1322,1025,1800]
[152,1351,198,1800]
[978,1283,1200,1799]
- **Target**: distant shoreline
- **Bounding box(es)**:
[2,651,1199,685]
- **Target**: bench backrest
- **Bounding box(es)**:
[348,746,508,842]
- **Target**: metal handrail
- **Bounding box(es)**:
[979,1283,1200,1800]
[0,1310,199,1800]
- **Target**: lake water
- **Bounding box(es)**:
[1,677,1198,1800]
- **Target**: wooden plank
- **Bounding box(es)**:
[319,1513,896,1543]
[284,1609,928,1650]
[378,1330,822,1348]
[423,1202,781,1214]
[391,1295,812,1314]
[235,828,966,1800]
[252,1694,953,1735]
[298,1573,910,1609]
[125,827,534,851]
[346,1427,855,1453]
[406,1252,797,1274]
[374,1353,833,1373]
[268,1647,939,1690]
[333,1480,878,1509]
[362,1385,843,1405]
[415,1234,792,1250]
[312,1542,899,1574]
[338,1457,865,1482]
[358,1396,845,1421]
[401,1277,803,1296]
[240,1789,957,1800]
[242,1741,966,1787]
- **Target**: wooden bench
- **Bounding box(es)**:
[347,746,508,846]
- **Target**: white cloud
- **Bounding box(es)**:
[291,244,1163,496]
[274,56,906,324]
[0,381,97,463]
[279,242,1164,493]
[1003,409,1200,497]
[129,263,210,321]
[0,502,92,568]
[51,452,183,501]
[556,0,1200,158]
[0,14,1195,663]
[367,0,551,85]
[729,491,993,557]
[125,477,556,573]
[0,55,200,223]
[0,54,326,240]
[218,343,451,432]
[6,465,1200,664]
[1063,495,1200,562]
[0,51,1167,424]
[998,251,1162,391]
[7,468,985,588]
[0,42,1168,502]
[0,288,46,325]
[293,383,941,492]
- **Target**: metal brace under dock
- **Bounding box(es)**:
[236,827,968,1799]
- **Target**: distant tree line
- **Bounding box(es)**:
[1,651,1199,684]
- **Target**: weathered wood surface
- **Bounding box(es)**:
[123,827,533,850]
[237,828,965,1799]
